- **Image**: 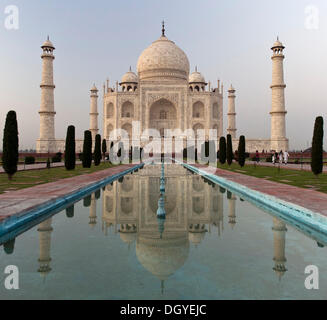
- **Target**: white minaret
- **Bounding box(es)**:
[270,38,289,152]
[90,84,99,140]
[227,85,236,138]
[36,37,56,153]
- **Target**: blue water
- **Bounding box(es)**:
[0,164,326,300]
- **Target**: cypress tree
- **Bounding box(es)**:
[219,136,226,165]
[64,125,76,170]
[102,139,107,160]
[109,141,114,163]
[94,134,101,166]
[82,130,92,168]
[311,116,324,176]
[226,134,233,166]
[2,111,19,180]
[238,135,246,167]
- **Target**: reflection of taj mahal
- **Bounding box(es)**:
[36,23,289,153]
[36,166,288,284]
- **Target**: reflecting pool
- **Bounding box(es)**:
[0,164,326,299]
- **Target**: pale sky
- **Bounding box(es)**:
[0,0,326,151]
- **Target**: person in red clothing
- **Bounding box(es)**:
[255,150,260,163]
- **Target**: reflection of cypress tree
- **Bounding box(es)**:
[118,176,124,183]
[83,195,92,207]
[227,190,232,199]
[4,238,15,255]
[66,205,74,218]
[95,189,101,200]
[219,187,226,194]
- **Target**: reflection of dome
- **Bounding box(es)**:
[137,35,190,81]
[136,235,189,280]
[120,69,138,84]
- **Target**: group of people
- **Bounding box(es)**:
[272,150,290,165]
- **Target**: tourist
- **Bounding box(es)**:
[283,150,289,164]
[279,150,283,164]
[272,153,275,164]
[255,150,260,163]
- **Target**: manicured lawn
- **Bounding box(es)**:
[217,162,327,193]
[0,162,117,194]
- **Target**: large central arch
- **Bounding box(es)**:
[149,98,177,136]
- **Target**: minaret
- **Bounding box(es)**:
[272,217,287,280]
[227,85,236,138]
[37,218,53,278]
[270,38,289,151]
[90,84,99,140]
[37,37,56,153]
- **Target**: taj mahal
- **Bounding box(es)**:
[36,23,289,154]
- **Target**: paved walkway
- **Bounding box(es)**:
[0,164,135,223]
[246,160,327,172]
[194,164,327,217]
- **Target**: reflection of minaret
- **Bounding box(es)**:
[272,217,287,280]
[157,162,166,239]
[89,193,97,227]
[38,218,53,278]
[228,193,236,228]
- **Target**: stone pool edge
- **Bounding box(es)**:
[178,161,327,235]
[0,163,144,237]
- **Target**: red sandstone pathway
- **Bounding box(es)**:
[194,164,327,217]
[0,164,135,223]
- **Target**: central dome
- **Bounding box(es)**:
[137,35,190,81]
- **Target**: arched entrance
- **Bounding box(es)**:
[149,98,177,136]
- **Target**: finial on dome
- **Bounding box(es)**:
[47,35,49,41]
[195,66,198,72]
[162,20,165,36]
[129,66,132,72]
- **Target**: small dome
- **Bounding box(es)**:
[188,231,206,245]
[90,84,98,91]
[272,38,284,49]
[41,38,55,49]
[137,35,190,81]
[120,231,137,244]
[189,69,206,84]
[120,69,138,84]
